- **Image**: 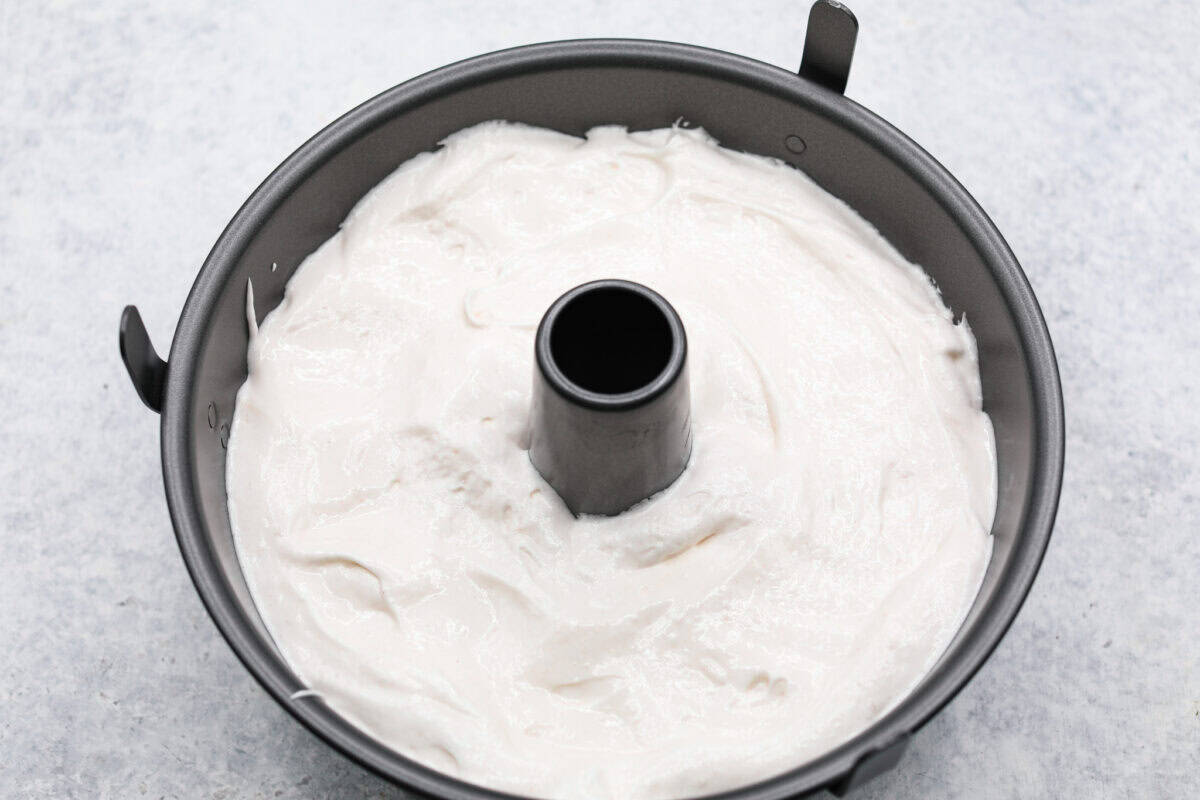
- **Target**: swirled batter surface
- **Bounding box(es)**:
[227,123,996,799]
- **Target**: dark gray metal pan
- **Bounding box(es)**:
[119,3,1064,796]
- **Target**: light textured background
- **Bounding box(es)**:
[2,0,1197,797]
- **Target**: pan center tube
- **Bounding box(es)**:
[529,279,693,516]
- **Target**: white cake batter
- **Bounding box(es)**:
[227,122,996,799]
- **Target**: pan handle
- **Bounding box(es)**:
[828,734,910,796]
[119,305,167,414]
[799,0,859,95]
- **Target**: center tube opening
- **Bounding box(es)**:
[548,284,675,396]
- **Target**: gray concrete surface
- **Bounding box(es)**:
[2,0,1197,797]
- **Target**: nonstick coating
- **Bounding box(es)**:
[151,39,1064,799]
